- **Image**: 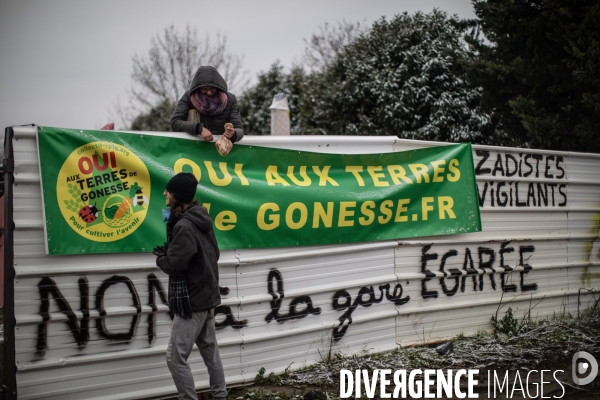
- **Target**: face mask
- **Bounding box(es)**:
[162,207,171,222]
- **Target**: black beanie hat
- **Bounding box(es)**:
[165,173,198,203]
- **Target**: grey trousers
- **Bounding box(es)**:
[166,309,227,400]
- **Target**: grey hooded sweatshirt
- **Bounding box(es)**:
[170,66,244,142]
[156,204,221,311]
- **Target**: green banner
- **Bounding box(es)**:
[37,126,481,255]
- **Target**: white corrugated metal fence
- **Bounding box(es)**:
[5,126,600,399]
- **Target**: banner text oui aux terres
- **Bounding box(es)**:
[37,127,481,254]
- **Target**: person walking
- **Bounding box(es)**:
[154,172,226,400]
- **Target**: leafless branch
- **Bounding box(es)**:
[115,24,249,128]
[300,19,368,71]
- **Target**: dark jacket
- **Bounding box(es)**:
[156,205,221,311]
[170,66,244,142]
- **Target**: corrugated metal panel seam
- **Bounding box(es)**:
[232,256,245,391]
[13,258,239,276]
[16,284,589,333]
[11,233,600,274]
[10,212,600,249]
[15,252,586,279]
[477,176,597,185]
[17,320,398,374]
[17,127,600,157]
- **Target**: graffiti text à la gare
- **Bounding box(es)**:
[34,241,538,357]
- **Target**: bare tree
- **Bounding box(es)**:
[300,20,368,71]
[112,25,248,129]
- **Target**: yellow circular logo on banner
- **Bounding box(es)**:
[57,142,151,242]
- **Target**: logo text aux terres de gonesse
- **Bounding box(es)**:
[57,142,151,242]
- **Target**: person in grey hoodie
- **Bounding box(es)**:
[154,172,226,400]
[170,65,244,143]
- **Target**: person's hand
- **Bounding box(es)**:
[200,127,213,142]
[223,123,235,140]
[152,246,166,257]
[152,242,168,257]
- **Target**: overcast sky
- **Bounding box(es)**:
[0,0,476,132]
